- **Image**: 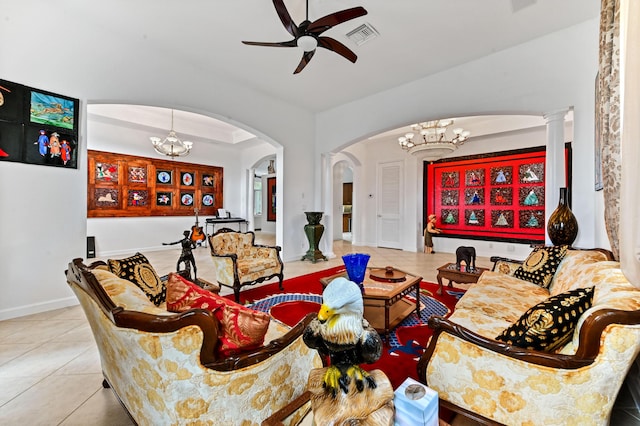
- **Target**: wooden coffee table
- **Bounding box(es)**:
[436,262,489,295]
[320,267,422,340]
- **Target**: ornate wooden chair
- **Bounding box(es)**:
[208,228,284,301]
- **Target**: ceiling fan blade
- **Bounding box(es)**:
[317,37,357,63]
[293,50,316,74]
[242,40,298,48]
[273,0,300,38]
[308,7,368,35]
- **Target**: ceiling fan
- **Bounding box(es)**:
[242,0,368,74]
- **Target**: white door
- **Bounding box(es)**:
[377,161,403,249]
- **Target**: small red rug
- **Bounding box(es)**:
[229,268,463,389]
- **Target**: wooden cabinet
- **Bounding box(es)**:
[87,150,223,218]
[343,182,353,205]
[343,213,352,232]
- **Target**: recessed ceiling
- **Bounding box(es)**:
[88,104,256,145]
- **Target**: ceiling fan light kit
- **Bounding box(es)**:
[297,35,318,52]
[242,0,368,74]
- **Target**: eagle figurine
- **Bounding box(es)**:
[303,277,383,397]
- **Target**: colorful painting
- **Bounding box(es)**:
[156,170,172,184]
[0,121,23,161]
[202,174,214,186]
[128,190,148,206]
[129,166,147,183]
[490,166,513,185]
[519,186,545,207]
[29,90,75,130]
[465,168,484,186]
[424,145,570,244]
[464,188,485,205]
[441,190,459,206]
[441,209,459,225]
[441,171,459,188]
[96,162,118,182]
[180,192,194,206]
[519,210,545,229]
[24,127,77,168]
[267,177,276,222]
[519,162,544,183]
[0,79,24,123]
[0,80,78,168]
[95,189,119,207]
[181,172,194,186]
[491,210,514,228]
[156,192,173,206]
[490,187,512,205]
[465,209,485,226]
[202,194,214,206]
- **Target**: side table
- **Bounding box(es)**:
[436,263,488,295]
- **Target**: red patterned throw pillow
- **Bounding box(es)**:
[166,273,270,356]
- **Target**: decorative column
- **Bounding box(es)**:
[543,109,569,244]
[319,152,335,258]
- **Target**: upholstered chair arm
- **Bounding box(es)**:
[254,243,282,252]
[418,313,640,425]
[489,256,523,275]
[204,313,319,371]
[209,253,238,286]
[417,316,592,379]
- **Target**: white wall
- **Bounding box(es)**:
[0,11,605,319]
[0,3,314,319]
[318,19,604,259]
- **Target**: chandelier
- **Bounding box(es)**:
[150,110,193,158]
[398,119,470,161]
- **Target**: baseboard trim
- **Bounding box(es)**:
[0,296,79,321]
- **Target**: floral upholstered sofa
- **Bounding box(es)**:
[66,257,321,426]
[209,228,284,302]
[418,247,640,426]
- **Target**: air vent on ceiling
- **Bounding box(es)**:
[346,23,379,46]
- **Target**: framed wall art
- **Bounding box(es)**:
[88,150,223,218]
[0,78,79,169]
[267,177,276,222]
[424,144,572,244]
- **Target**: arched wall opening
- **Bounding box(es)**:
[85,103,282,257]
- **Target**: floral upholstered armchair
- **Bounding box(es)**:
[208,228,284,302]
[66,258,321,425]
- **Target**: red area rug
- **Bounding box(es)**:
[229,267,462,389]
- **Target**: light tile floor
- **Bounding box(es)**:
[0,235,638,425]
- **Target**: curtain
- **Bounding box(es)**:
[619,0,640,287]
[598,0,621,260]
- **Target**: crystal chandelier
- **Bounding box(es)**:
[398,119,470,161]
[150,110,193,158]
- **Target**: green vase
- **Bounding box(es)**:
[301,212,328,263]
[547,187,578,246]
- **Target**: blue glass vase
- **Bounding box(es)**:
[342,253,371,293]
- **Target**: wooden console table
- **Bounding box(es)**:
[436,263,489,295]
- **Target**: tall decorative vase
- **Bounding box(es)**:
[547,187,579,246]
[301,212,328,263]
[342,253,371,293]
